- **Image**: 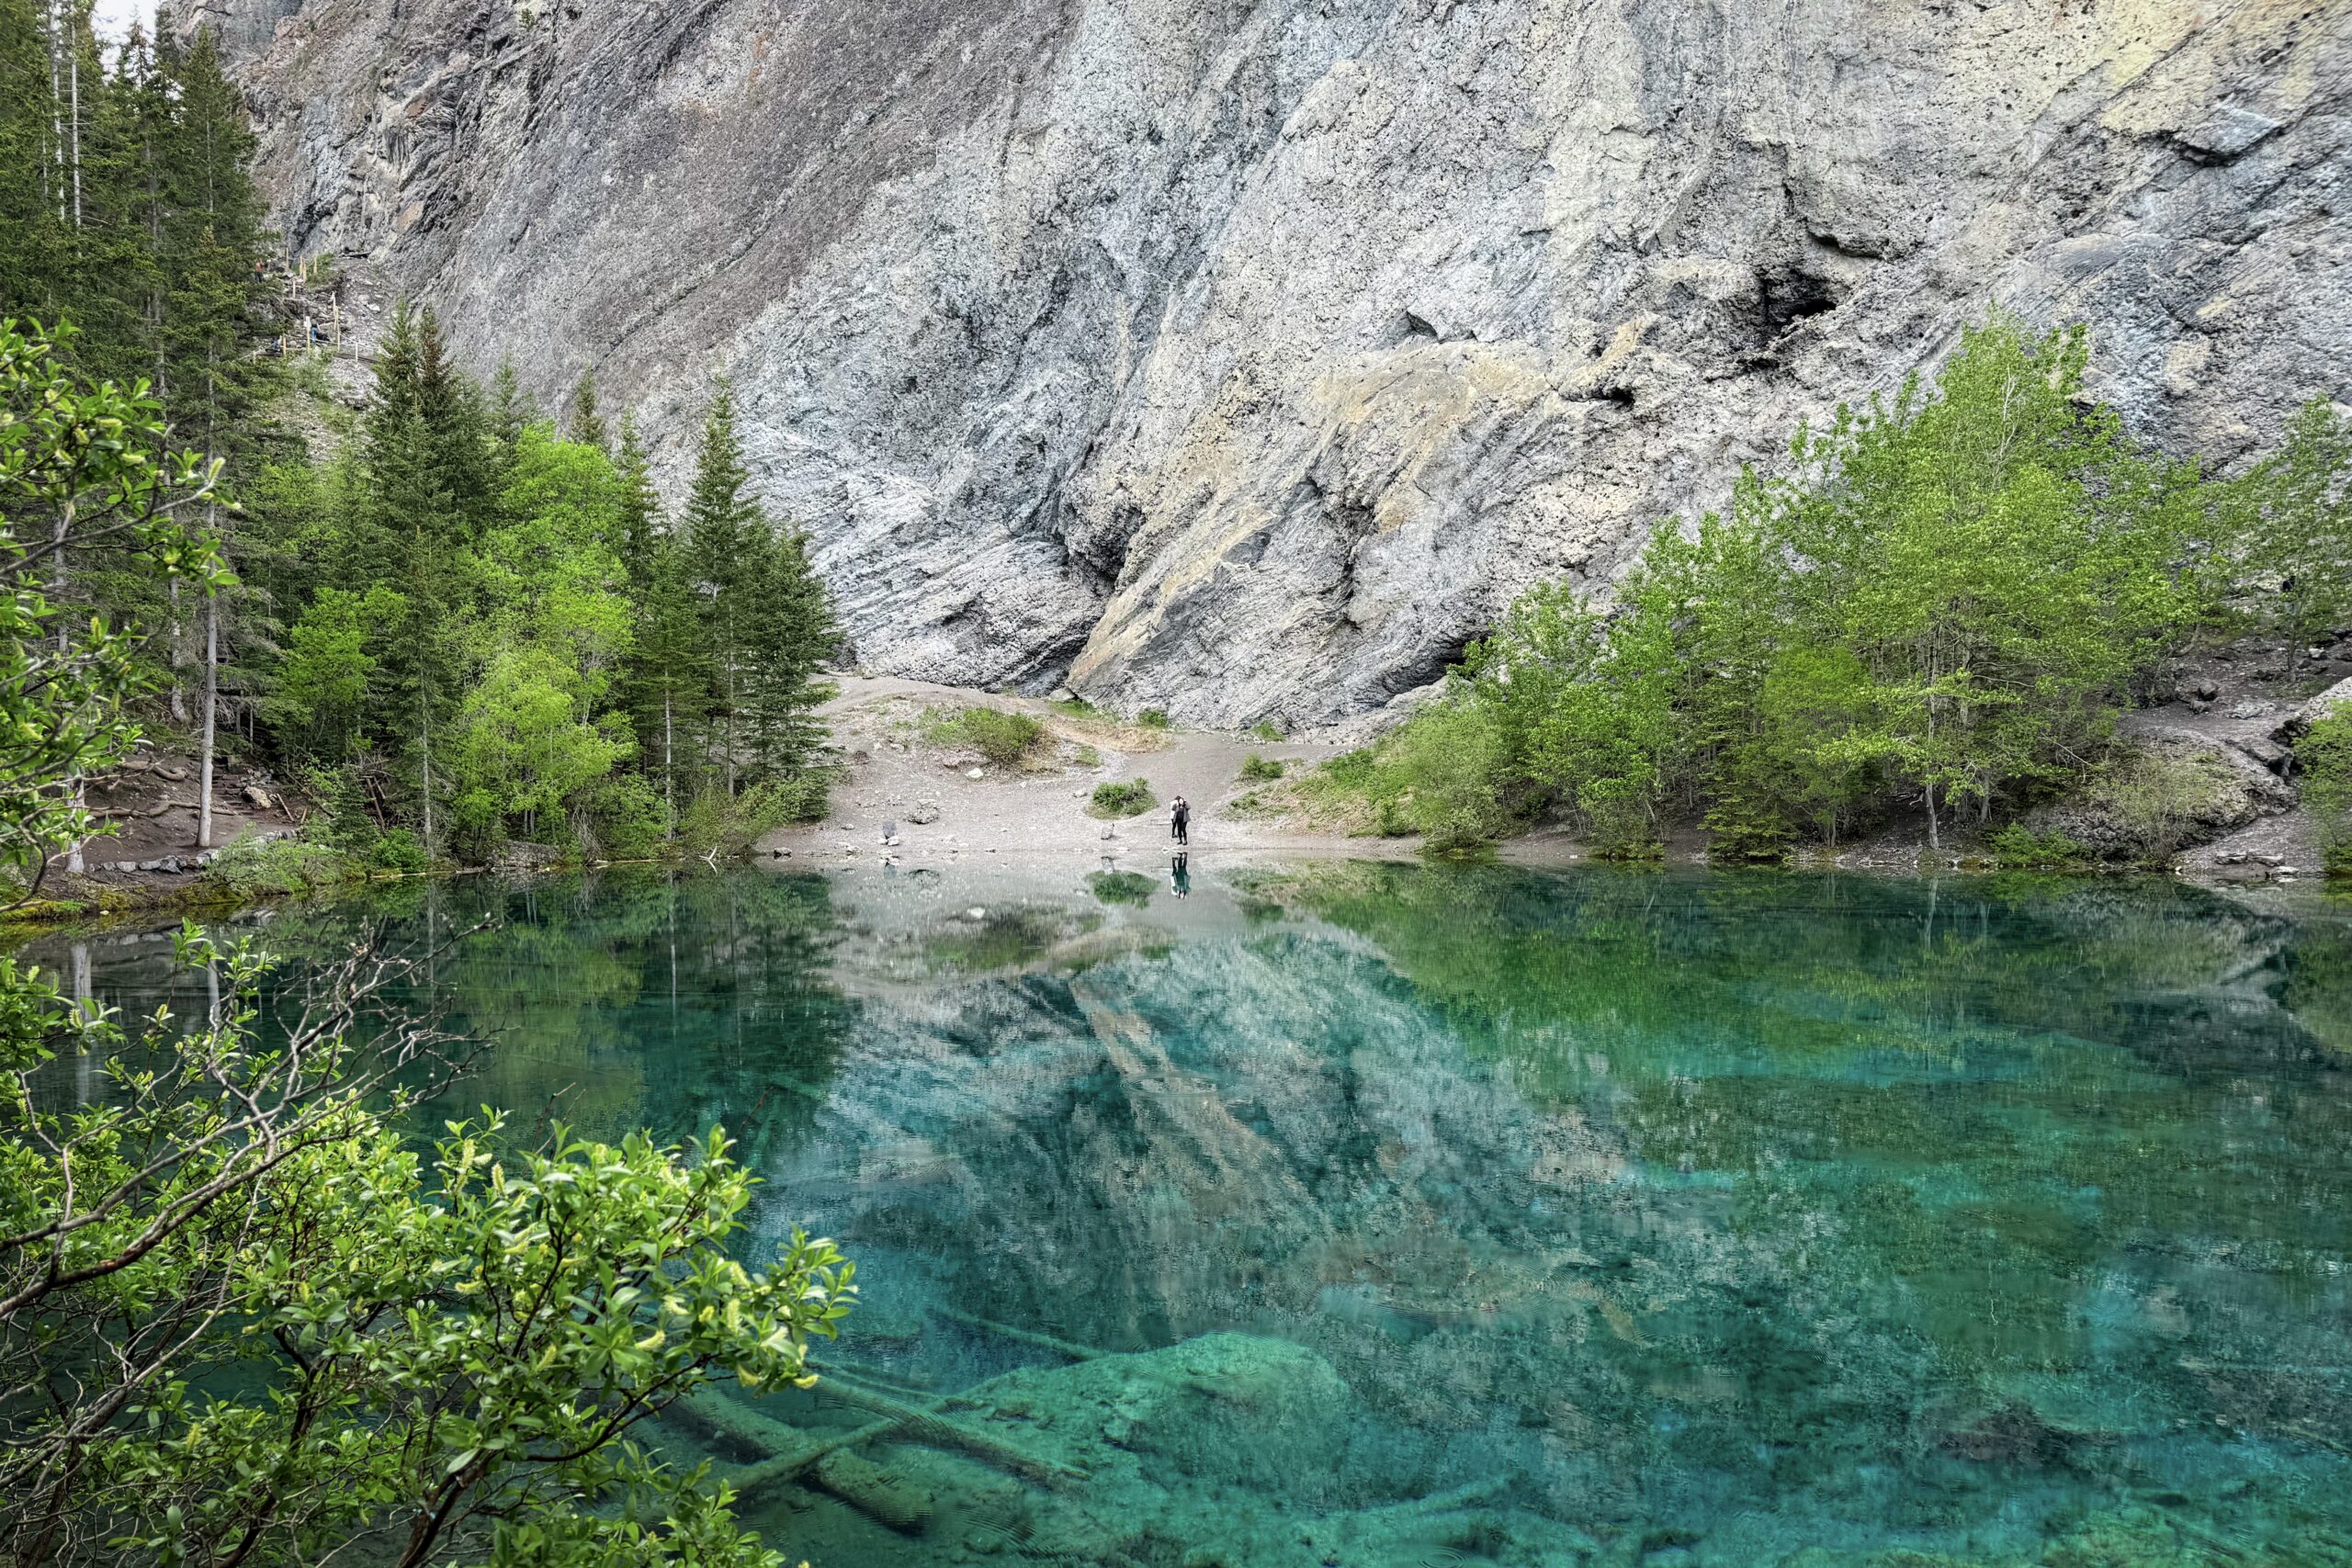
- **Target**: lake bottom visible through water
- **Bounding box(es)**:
[47,860,2352,1567]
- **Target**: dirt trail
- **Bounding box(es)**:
[761,677,1370,866]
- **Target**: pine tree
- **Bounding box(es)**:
[567,368,607,452]
[0,0,72,326]
[365,303,469,850]
[487,359,535,472]
[612,412,658,581]
[740,521,837,784]
[628,534,710,827]
[415,307,495,538]
[156,25,268,457]
[683,379,763,793]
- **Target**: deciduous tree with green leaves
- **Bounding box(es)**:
[2,322,859,1568]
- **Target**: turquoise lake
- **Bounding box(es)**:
[51,862,2352,1566]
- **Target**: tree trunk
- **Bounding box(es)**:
[197,593,219,849]
[1924,783,1940,852]
[167,580,187,722]
[66,28,79,229]
[45,1,63,222]
[662,690,675,832]
[56,496,80,875]
[420,699,435,854]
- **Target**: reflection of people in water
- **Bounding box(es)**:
[1170,852,1191,898]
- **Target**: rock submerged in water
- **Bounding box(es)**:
[1016,1333,1348,1489]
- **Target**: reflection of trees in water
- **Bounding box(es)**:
[226,869,856,1168]
[1261,863,2352,1453]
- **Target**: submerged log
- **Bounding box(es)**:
[729,1416,901,1505]
[810,1447,935,1534]
[802,1372,1087,1485]
[669,1386,817,1462]
[930,1303,1107,1361]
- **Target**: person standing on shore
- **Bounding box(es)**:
[1170,795,1191,846]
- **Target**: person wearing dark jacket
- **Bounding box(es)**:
[1170,795,1191,846]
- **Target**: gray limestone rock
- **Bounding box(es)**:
[212,0,2352,726]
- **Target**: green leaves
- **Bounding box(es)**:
[0,319,227,882]
[1336,315,2252,857]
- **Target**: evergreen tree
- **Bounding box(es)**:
[629,535,708,825]
[156,26,268,455]
[566,367,608,452]
[739,521,837,784]
[612,411,658,580]
[364,303,469,850]
[487,358,535,470]
[683,379,762,792]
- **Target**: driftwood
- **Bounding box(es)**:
[677,1370,1082,1523]
[809,1447,934,1533]
[669,1386,812,1461]
[728,1416,901,1504]
[822,1356,937,1393]
[930,1303,1107,1361]
[672,1389,940,1533]
[803,1372,1087,1485]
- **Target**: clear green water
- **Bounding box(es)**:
[52,863,2352,1566]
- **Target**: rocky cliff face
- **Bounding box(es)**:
[215,0,2351,727]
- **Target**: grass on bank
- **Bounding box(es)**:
[1089,778,1157,818]
[922,705,1047,765]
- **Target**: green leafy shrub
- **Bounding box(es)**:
[1989,823,2092,870]
[1087,870,1155,907]
[2229,400,2352,676]
[1385,699,1515,852]
[1249,720,1283,742]
[677,776,830,855]
[1137,708,1171,730]
[959,706,1046,764]
[1090,778,1156,818]
[2299,705,2352,877]
[924,705,1045,764]
[582,773,672,860]
[369,827,429,874]
[2088,748,2237,862]
[204,833,354,897]
[1239,754,1286,782]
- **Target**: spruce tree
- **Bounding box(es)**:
[487,359,535,471]
[612,412,658,581]
[740,521,837,784]
[416,307,495,538]
[629,534,711,826]
[567,368,608,452]
[366,303,469,849]
[684,379,762,792]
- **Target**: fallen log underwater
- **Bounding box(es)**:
[663,1355,1089,1534]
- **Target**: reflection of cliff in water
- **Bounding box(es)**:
[34,863,2352,1564]
[763,867,2350,1563]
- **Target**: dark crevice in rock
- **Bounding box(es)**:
[1380,632,1476,697]
[1756,264,1842,342]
